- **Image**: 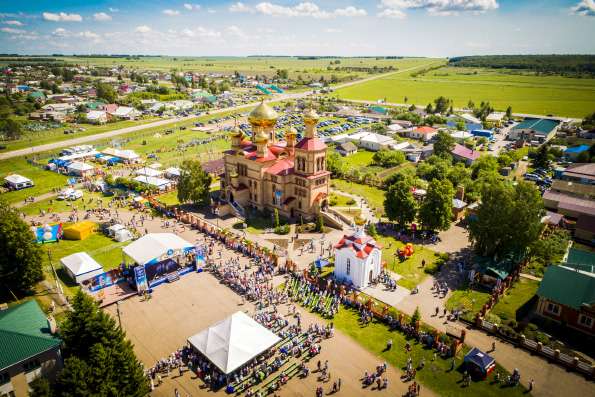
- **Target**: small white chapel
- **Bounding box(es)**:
[333,229,383,289]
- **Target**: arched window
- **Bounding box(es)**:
[346,258,351,275]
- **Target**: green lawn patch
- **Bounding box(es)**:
[331,307,529,397]
[331,179,385,217]
[490,278,539,323]
[375,234,442,289]
[156,190,180,206]
[0,158,68,204]
[329,192,356,207]
[42,232,127,296]
[446,288,491,322]
[345,150,375,168]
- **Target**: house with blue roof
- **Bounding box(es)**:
[564,144,590,161]
[0,300,62,396]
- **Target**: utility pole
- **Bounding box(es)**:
[116,301,122,329]
[47,249,63,295]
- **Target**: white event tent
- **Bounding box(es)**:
[123,233,193,266]
[187,311,281,375]
[60,252,104,284]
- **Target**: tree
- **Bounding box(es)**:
[56,291,149,397]
[469,178,544,257]
[470,155,499,179]
[0,200,43,294]
[433,131,455,158]
[95,82,117,103]
[29,377,52,397]
[455,119,466,131]
[411,306,421,325]
[0,118,22,140]
[384,180,418,228]
[433,96,451,114]
[532,144,551,169]
[326,151,347,177]
[529,228,570,266]
[273,208,280,228]
[371,123,387,134]
[315,213,325,233]
[177,160,212,206]
[418,179,454,231]
[425,103,433,114]
[506,106,512,119]
[372,150,405,168]
[582,111,595,130]
[367,222,378,237]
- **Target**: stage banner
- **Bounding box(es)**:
[196,248,205,271]
[134,266,148,292]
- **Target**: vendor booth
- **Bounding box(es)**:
[464,347,496,379]
[123,233,195,289]
[187,311,280,376]
[60,252,104,284]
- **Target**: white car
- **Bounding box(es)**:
[57,189,83,201]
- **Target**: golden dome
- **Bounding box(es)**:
[285,127,297,138]
[248,100,278,126]
[303,106,319,124]
[254,129,269,143]
[230,125,244,138]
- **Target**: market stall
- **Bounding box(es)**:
[60,252,104,284]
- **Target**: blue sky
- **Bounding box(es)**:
[0,0,594,56]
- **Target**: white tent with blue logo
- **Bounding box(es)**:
[123,233,194,266]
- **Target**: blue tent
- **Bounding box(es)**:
[471,129,493,139]
[464,348,495,378]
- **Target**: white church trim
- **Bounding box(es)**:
[333,229,383,289]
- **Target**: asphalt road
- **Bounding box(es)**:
[0,61,440,161]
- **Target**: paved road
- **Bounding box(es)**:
[0,61,440,161]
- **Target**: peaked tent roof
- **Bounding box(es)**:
[60,252,103,277]
[187,311,280,374]
[123,233,193,266]
[0,300,61,371]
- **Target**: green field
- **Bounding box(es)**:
[490,278,539,323]
[0,158,68,204]
[331,179,385,216]
[334,66,595,118]
[1,117,158,153]
[43,56,439,80]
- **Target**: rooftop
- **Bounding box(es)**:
[451,143,481,161]
[0,300,61,371]
[512,118,560,135]
[537,264,595,310]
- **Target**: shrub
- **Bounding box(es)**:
[275,224,290,235]
[346,198,356,205]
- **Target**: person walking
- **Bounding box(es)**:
[386,338,393,350]
[491,341,496,352]
[529,379,534,392]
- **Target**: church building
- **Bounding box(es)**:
[333,229,383,289]
[220,101,330,219]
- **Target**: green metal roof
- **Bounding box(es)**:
[0,300,61,371]
[512,118,559,135]
[28,91,46,99]
[85,100,106,110]
[537,265,595,310]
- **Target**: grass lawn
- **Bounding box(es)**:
[329,192,356,207]
[20,191,108,216]
[0,158,68,204]
[375,234,442,289]
[155,190,180,206]
[0,118,158,153]
[333,66,595,118]
[446,287,491,322]
[490,278,539,323]
[337,208,362,221]
[331,179,385,217]
[331,306,529,397]
[346,150,375,168]
[42,232,127,296]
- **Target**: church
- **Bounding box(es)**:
[220,100,330,220]
[333,229,383,289]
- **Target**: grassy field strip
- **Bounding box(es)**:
[401,77,595,91]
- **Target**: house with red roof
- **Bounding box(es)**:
[408,126,437,142]
[451,143,481,166]
[220,101,330,220]
[334,229,383,289]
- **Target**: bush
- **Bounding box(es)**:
[346,198,356,205]
[498,324,518,339]
[275,224,290,235]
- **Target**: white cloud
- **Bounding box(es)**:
[207,8,217,13]
[334,6,367,17]
[42,12,82,22]
[163,9,180,16]
[378,0,498,17]
[229,2,254,13]
[3,20,23,26]
[135,25,152,33]
[378,8,406,18]
[93,12,112,21]
[183,3,201,11]
[571,0,595,16]
[0,27,25,34]
[324,28,342,33]
[243,2,367,18]
[80,31,100,39]
[52,27,68,36]
[108,7,119,13]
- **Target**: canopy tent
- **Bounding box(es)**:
[464,347,496,378]
[187,311,281,375]
[123,233,194,266]
[60,252,104,284]
[133,175,172,190]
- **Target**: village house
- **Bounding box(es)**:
[451,143,481,165]
[536,264,595,336]
[508,118,560,143]
[333,229,383,289]
[407,126,437,142]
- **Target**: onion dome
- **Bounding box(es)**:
[254,129,269,143]
[248,100,278,127]
[303,106,319,125]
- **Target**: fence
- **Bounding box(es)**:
[472,317,595,378]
